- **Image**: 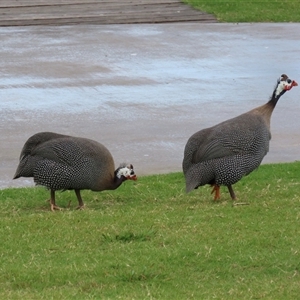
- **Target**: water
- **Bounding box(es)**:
[1,23,300,188]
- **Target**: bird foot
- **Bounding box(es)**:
[50,204,62,212]
[76,205,85,210]
[211,185,221,201]
[47,199,62,211]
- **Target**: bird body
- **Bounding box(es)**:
[14,132,137,210]
[183,74,297,200]
[183,112,270,193]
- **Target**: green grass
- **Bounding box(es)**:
[183,0,300,22]
[1,162,300,299]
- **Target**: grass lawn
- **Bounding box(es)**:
[1,162,300,299]
[183,0,300,22]
[1,2,300,299]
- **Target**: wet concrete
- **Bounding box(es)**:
[1,23,300,189]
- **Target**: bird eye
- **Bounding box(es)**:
[130,170,134,175]
[287,79,291,84]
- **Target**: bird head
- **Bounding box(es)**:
[116,163,137,181]
[275,74,298,97]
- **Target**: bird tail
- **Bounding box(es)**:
[13,154,45,180]
[185,167,203,193]
[184,162,214,193]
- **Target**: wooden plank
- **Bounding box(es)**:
[0,16,215,27]
[0,10,213,20]
[0,12,216,23]
[0,0,217,26]
[0,4,204,16]
[0,14,213,24]
[0,3,189,12]
[0,0,181,7]
[0,4,209,17]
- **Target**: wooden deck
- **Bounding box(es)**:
[0,0,217,26]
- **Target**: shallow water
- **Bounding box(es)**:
[1,23,300,188]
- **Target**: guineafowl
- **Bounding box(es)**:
[13,132,137,211]
[182,74,298,200]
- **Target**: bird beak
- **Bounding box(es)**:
[127,174,137,181]
[284,80,298,90]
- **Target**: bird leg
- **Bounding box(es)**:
[75,189,85,210]
[211,184,221,200]
[49,190,62,211]
[227,185,237,200]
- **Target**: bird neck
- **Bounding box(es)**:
[109,170,126,190]
[250,88,286,130]
[250,101,274,131]
[267,88,286,108]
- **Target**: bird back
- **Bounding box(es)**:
[14,132,115,191]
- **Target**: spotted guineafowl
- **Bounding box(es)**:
[13,132,137,211]
[182,74,298,200]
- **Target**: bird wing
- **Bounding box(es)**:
[14,132,69,178]
[191,128,237,163]
[187,113,269,165]
[18,132,67,160]
[31,138,97,190]
[31,137,87,166]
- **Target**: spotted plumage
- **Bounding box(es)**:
[182,74,298,200]
[14,132,137,210]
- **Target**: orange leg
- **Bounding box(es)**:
[211,184,221,200]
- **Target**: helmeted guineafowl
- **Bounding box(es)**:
[182,74,298,200]
[13,132,137,211]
